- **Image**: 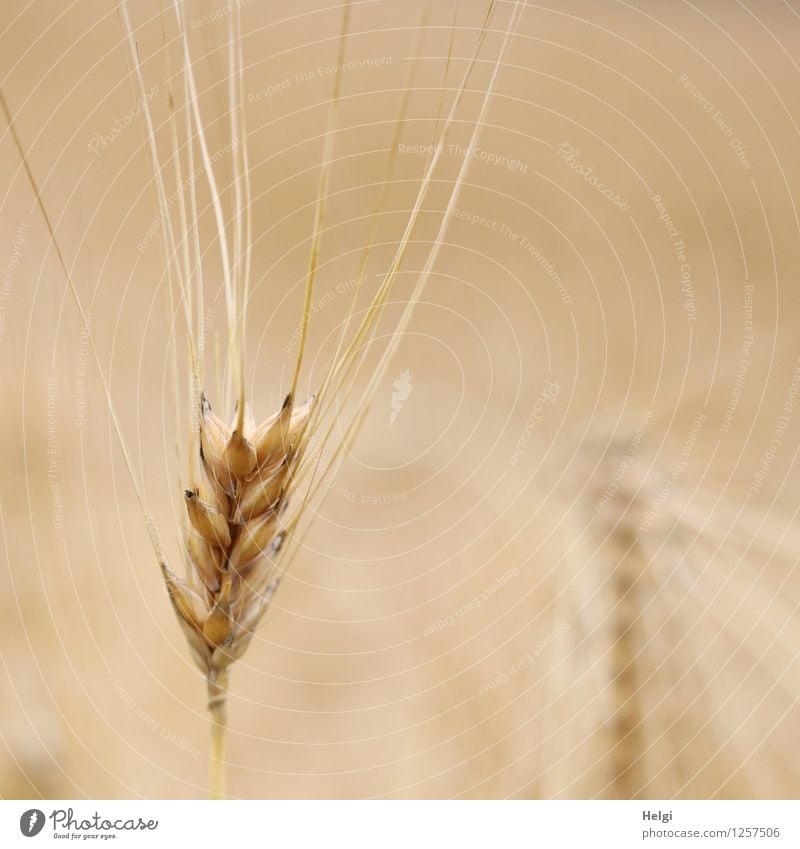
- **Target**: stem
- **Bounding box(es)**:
[207,671,228,800]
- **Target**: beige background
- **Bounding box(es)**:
[2,0,800,798]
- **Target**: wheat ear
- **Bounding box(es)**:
[3,0,523,798]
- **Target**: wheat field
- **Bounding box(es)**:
[2,0,800,799]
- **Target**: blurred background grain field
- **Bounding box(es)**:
[2,0,800,799]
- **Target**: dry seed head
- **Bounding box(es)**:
[172,394,313,678]
[185,490,232,548]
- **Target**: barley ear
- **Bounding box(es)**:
[206,670,228,800]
